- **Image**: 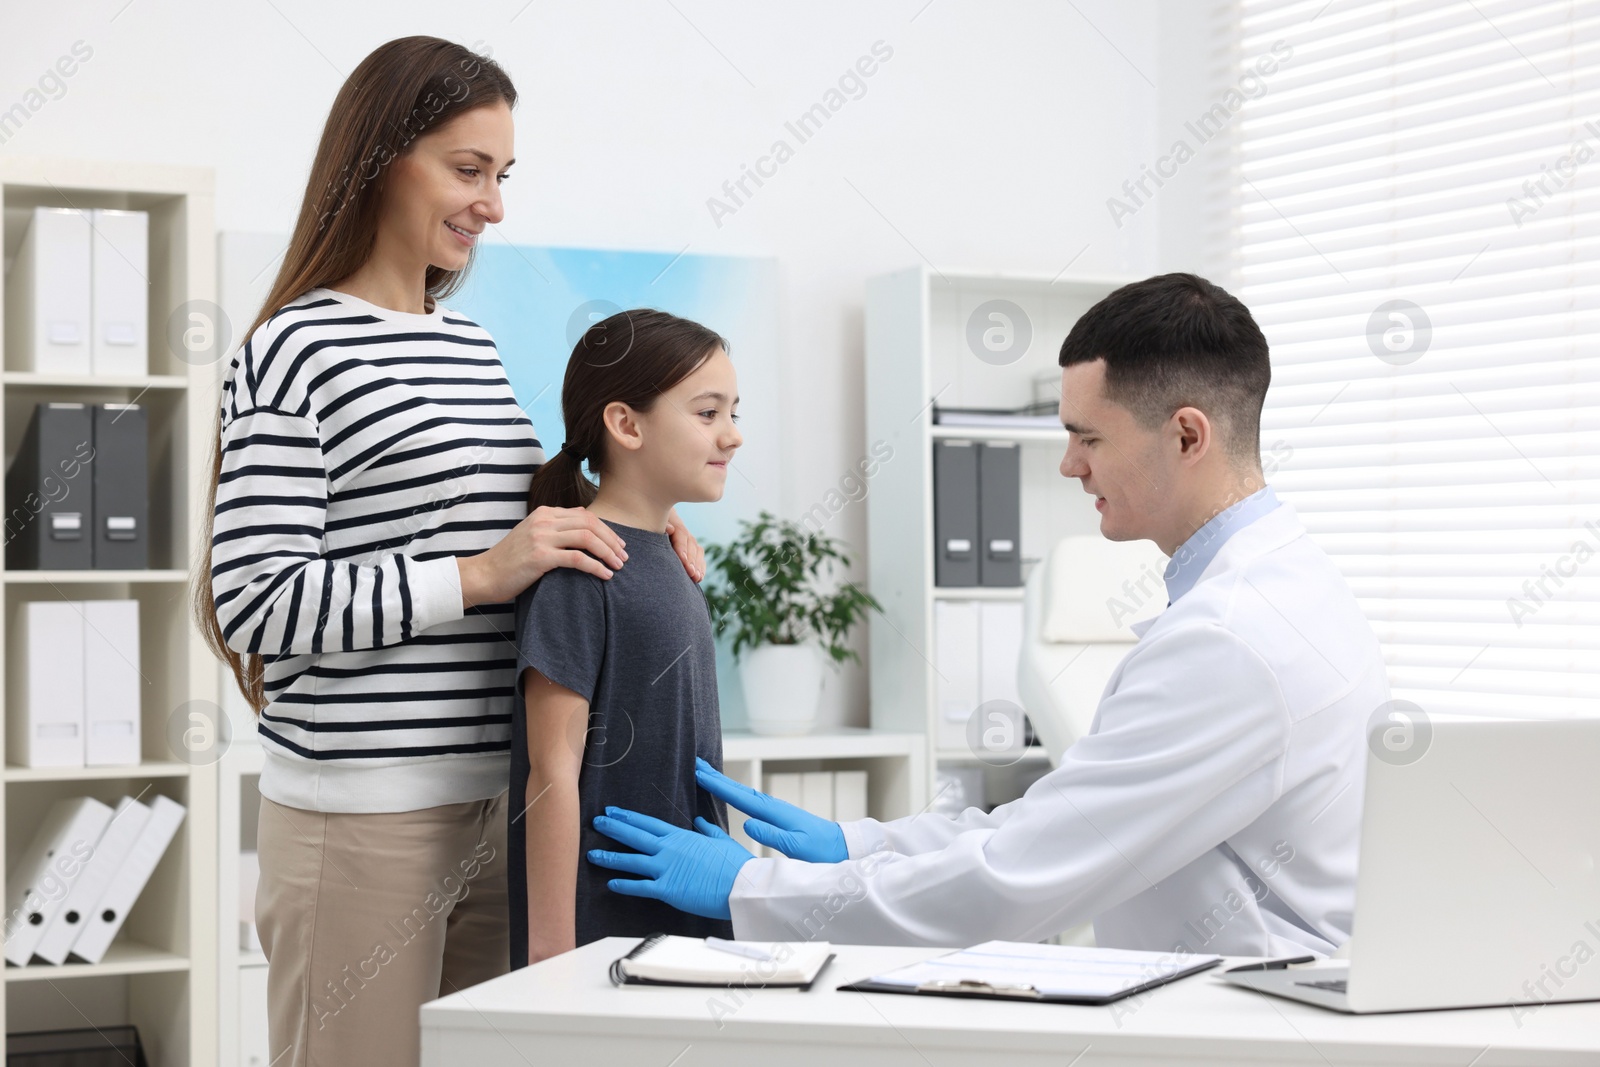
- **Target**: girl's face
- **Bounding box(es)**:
[379,100,514,274]
[631,347,743,504]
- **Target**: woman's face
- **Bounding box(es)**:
[379,100,514,274]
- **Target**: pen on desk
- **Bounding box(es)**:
[705,937,774,961]
[1221,955,1316,972]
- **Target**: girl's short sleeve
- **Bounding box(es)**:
[515,568,606,702]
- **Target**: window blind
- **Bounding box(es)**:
[1215,0,1600,718]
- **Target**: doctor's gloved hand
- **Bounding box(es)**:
[587,807,753,921]
[694,756,848,864]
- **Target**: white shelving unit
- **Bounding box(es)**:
[719,727,925,853]
[216,735,265,1067]
[0,156,218,1065]
[864,266,1132,810]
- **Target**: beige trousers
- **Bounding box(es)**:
[255,791,510,1067]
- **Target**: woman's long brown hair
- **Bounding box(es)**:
[192,36,517,714]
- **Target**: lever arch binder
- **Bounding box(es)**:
[33,797,152,965]
[69,795,185,964]
[4,797,115,966]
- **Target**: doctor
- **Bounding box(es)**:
[587,273,1390,957]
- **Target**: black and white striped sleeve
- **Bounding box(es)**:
[209,403,465,656]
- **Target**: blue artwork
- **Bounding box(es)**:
[450,244,782,728]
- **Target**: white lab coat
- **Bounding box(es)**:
[728,503,1389,957]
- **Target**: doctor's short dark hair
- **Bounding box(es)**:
[1057,273,1271,465]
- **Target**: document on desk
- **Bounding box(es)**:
[841,940,1222,1005]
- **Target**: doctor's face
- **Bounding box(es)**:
[1058,360,1171,543]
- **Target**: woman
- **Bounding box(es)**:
[191,36,706,1067]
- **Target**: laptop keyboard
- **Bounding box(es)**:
[1295,979,1349,993]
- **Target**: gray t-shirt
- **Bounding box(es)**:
[507,517,732,966]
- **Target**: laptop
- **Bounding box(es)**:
[1219,716,1600,1013]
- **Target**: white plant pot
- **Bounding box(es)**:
[738,643,825,736]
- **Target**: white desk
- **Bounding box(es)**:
[420,939,1600,1066]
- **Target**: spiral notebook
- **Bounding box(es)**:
[609,934,835,989]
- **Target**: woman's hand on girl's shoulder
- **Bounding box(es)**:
[664,509,705,583]
[459,506,630,609]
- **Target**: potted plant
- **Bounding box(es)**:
[704,511,883,735]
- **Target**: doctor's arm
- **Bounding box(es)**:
[726,625,1293,946]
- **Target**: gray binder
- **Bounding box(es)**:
[5,402,94,569]
[933,440,979,587]
[978,442,1022,587]
[92,403,148,569]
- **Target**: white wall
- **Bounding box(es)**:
[1,0,1217,727]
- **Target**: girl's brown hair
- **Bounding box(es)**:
[529,309,729,512]
[192,36,517,714]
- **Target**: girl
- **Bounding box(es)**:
[195,37,708,1067]
[510,308,743,967]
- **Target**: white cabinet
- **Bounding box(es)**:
[238,962,270,1067]
[0,154,219,1067]
[864,266,1130,809]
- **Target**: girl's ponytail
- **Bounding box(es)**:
[526,441,599,513]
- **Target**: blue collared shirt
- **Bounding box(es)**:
[1163,486,1282,605]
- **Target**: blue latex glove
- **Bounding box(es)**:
[695,756,848,863]
[587,807,753,920]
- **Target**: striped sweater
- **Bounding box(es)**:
[212,286,542,812]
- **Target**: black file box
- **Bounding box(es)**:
[4,402,94,570]
[7,1025,149,1067]
[978,441,1021,586]
[91,402,148,569]
[934,439,980,586]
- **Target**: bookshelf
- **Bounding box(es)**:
[864,266,1133,812]
[0,156,218,1064]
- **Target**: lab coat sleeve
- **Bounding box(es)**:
[839,796,1023,859]
[729,623,1292,946]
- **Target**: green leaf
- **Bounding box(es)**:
[699,509,883,665]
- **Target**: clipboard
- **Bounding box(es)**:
[837,944,1223,1006]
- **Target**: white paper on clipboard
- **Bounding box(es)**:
[865,940,1220,998]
